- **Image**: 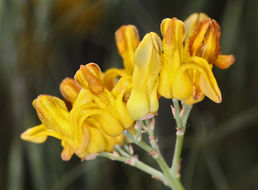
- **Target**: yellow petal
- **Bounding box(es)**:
[21,124,49,143]
[113,86,134,129]
[172,69,193,100]
[75,63,113,106]
[159,18,185,98]
[70,103,98,154]
[188,18,221,63]
[214,55,235,69]
[74,63,104,94]
[85,127,105,154]
[127,32,162,120]
[84,117,124,152]
[184,56,222,103]
[97,110,124,136]
[111,76,132,98]
[103,68,128,91]
[110,77,133,127]
[103,133,124,152]
[115,25,140,73]
[184,13,208,43]
[184,94,205,105]
[75,124,91,157]
[33,95,71,138]
[60,77,81,104]
[73,89,93,108]
[61,140,74,161]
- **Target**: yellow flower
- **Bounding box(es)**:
[60,77,81,105]
[74,63,134,136]
[158,14,235,105]
[21,95,82,160]
[185,13,235,69]
[103,25,163,120]
[103,25,140,90]
[21,64,128,160]
[127,32,163,120]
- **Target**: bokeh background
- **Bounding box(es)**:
[1,0,258,189]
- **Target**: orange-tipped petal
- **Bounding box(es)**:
[60,77,81,103]
[185,56,222,103]
[61,140,74,161]
[32,95,71,137]
[74,63,104,95]
[184,13,208,43]
[214,54,235,69]
[159,18,185,98]
[188,18,221,63]
[21,124,49,143]
[115,25,140,73]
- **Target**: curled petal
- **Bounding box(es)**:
[111,76,132,99]
[214,55,235,69]
[115,25,140,73]
[74,63,104,95]
[84,127,106,155]
[159,18,185,98]
[111,77,134,128]
[183,56,222,103]
[61,140,74,161]
[85,117,125,152]
[184,13,208,43]
[97,110,124,136]
[172,69,193,100]
[75,125,91,157]
[60,77,81,103]
[113,88,134,128]
[70,104,98,154]
[103,133,125,152]
[33,95,71,138]
[127,32,162,120]
[75,63,113,106]
[188,18,221,63]
[184,94,205,105]
[73,89,93,108]
[103,68,128,91]
[21,124,50,143]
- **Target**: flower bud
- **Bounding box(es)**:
[115,25,140,73]
[60,77,81,103]
[188,18,221,63]
[74,63,104,95]
[127,32,162,120]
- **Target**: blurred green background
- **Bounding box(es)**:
[0,0,258,189]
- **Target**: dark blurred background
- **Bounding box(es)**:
[0,0,258,189]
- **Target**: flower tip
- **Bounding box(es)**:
[20,125,48,143]
[214,55,235,69]
[20,132,27,141]
[212,93,222,104]
[75,63,104,94]
[61,154,72,161]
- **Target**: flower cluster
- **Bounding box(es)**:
[21,13,234,160]
[21,64,133,161]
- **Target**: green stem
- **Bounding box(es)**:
[124,130,185,190]
[99,152,169,185]
[156,154,185,190]
[172,99,182,128]
[170,100,192,179]
[171,132,184,178]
